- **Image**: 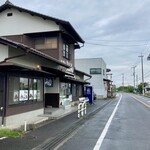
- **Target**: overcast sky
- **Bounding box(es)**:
[1,0,150,87]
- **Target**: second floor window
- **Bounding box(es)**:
[90,68,102,74]
[35,37,57,49]
[63,43,70,59]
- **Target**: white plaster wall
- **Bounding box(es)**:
[0,44,8,61]
[5,108,44,127]
[0,9,59,36]
[75,58,107,98]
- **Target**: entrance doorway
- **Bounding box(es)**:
[0,74,4,126]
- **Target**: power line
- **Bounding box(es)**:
[144,70,150,76]
[85,42,148,47]
[144,74,150,78]
[84,38,150,42]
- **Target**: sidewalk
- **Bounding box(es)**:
[43,105,78,120]
[1,99,108,130]
[0,104,78,130]
[2,99,112,130]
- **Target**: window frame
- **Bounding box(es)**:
[63,42,70,60]
[90,68,102,75]
[8,75,43,105]
[35,37,57,49]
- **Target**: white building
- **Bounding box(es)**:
[75,58,112,99]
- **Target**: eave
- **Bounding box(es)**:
[0,37,69,68]
[0,61,56,77]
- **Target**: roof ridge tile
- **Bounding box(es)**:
[5,0,13,5]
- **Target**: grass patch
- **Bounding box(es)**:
[0,129,23,138]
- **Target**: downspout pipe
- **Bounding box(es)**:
[61,31,85,49]
[80,43,84,48]
[84,76,92,82]
[1,74,7,127]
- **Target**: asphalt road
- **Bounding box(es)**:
[56,93,150,150]
[0,99,111,150]
[1,93,150,150]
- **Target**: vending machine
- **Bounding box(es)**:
[85,85,93,104]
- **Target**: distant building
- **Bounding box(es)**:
[75,58,113,99]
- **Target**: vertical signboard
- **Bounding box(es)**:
[85,86,93,104]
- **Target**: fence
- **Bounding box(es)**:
[78,97,89,118]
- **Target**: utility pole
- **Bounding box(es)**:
[136,75,138,93]
[131,66,136,88]
[138,54,144,95]
[122,73,124,87]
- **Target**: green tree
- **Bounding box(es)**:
[138,83,142,94]
[128,85,134,93]
[117,85,135,93]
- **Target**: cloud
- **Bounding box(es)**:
[1,0,150,87]
[93,14,122,29]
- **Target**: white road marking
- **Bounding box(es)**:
[129,94,150,108]
[0,137,7,140]
[93,94,122,150]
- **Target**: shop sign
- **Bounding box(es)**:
[45,78,53,87]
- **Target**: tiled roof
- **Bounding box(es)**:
[5,0,13,5]
[0,36,69,67]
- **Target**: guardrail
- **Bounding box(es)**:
[78,97,88,118]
